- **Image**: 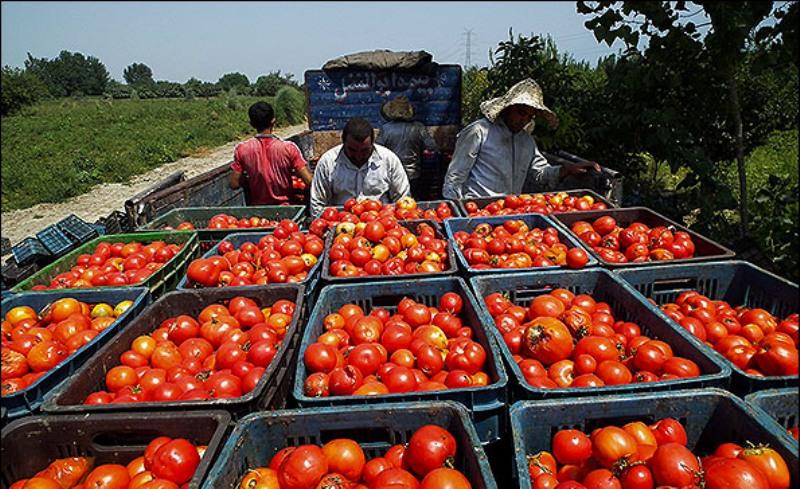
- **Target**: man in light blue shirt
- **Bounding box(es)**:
[442,79,599,200]
[310,117,410,217]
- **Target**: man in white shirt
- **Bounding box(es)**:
[310,117,411,217]
[442,78,600,200]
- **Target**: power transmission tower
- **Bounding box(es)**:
[464,28,475,67]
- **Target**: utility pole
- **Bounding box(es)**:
[464,28,474,67]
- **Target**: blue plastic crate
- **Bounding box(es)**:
[746,388,799,450]
[35,224,74,257]
[552,207,736,268]
[176,231,325,301]
[1,411,231,489]
[469,268,731,401]
[510,388,799,489]
[201,401,497,489]
[321,219,458,284]
[456,188,616,217]
[11,237,51,267]
[57,214,99,246]
[444,213,597,275]
[293,276,508,444]
[41,285,304,419]
[1,287,150,420]
[616,260,798,394]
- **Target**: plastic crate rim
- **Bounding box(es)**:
[293,276,509,401]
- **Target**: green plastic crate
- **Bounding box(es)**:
[11,231,199,298]
[138,205,306,246]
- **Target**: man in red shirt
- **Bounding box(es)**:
[229,101,313,204]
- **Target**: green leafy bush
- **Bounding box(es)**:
[274,86,305,125]
[1,66,49,115]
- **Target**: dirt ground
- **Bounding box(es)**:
[1,123,308,247]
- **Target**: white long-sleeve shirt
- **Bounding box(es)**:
[310,143,410,217]
[442,117,561,200]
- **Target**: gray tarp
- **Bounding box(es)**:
[322,50,437,72]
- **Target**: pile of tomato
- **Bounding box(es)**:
[309,197,456,238]
[327,220,451,278]
[652,291,799,377]
[463,192,608,217]
[30,240,184,291]
[451,219,590,270]
[527,417,791,489]
[568,216,698,263]
[80,295,296,404]
[9,437,206,489]
[483,289,703,389]
[163,213,281,231]
[185,220,324,287]
[238,424,473,489]
[303,293,490,397]
[2,297,134,396]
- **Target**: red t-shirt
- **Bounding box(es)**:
[230,135,307,205]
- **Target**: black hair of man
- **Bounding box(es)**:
[342,117,374,143]
[248,102,275,132]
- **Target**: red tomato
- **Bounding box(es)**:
[405,424,457,477]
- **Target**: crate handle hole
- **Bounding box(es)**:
[91,431,167,452]
[319,427,396,446]
[370,294,417,310]
[652,278,698,294]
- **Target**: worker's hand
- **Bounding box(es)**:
[560,160,601,178]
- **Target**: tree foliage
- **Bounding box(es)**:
[24,50,109,97]
[1,66,49,115]
[461,66,490,125]
[217,72,250,92]
[576,1,798,237]
[274,85,306,125]
[123,62,154,86]
[254,70,299,96]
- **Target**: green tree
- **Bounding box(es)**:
[24,50,109,97]
[274,85,306,125]
[1,66,49,115]
[482,30,602,152]
[123,62,154,86]
[461,66,490,125]
[217,72,250,92]
[577,0,798,237]
[254,70,298,96]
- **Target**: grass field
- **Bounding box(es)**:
[1,95,278,210]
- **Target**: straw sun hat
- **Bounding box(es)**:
[380,96,415,122]
[480,78,559,129]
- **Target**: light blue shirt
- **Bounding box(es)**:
[442,117,561,200]
[310,143,410,217]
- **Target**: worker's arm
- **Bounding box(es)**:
[387,153,411,201]
[287,141,314,186]
[418,123,438,153]
[229,144,245,190]
[297,166,313,186]
[229,169,243,190]
[442,125,482,200]
[309,158,332,218]
[526,143,561,191]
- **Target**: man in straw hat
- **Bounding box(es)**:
[310,117,410,217]
[376,96,438,200]
[442,78,600,200]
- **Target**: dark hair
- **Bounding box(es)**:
[342,117,374,143]
[248,102,275,131]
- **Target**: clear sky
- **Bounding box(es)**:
[1,1,627,83]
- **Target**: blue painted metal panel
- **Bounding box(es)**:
[305,66,462,131]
